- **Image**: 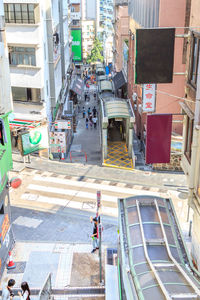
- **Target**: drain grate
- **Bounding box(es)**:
[7,262,26,274]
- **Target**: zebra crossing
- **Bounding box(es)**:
[14,169,170,217]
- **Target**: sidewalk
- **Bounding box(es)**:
[1,242,106,292]
[66,84,101,166]
[12,151,187,191]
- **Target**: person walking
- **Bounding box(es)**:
[89,114,93,128]
[18,282,31,300]
[84,93,87,102]
[85,117,88,129]
[90,217,99,253]
[87,107,91,116]
[92,115,97,128]
[2,279,15,300]
[82,107,86,118]
[92,106,97,116]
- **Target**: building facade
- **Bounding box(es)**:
[180,0,200,269]
[113,1,129,75]
[0,0,14,277]
[128,0,188,143]
[4,0,71,127]
[82,19,95,60]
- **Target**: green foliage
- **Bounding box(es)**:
[86,38,104,64]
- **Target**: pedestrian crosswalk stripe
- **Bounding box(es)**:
[21,193,118,216]
[27,184,118,203]
[32,175,166,197]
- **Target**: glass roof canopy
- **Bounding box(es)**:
[118,195,200,300]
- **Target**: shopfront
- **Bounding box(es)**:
[0,112,14,277]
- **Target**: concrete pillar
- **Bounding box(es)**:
[128,128,133,158]
[102,128,107,159]
[45,0,56,113]
[59,0,65,82]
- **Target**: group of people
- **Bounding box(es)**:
[2,279,30,300]
[83,106,97,129]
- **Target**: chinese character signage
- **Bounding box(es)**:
[142,84,156,112]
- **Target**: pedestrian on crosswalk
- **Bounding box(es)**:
[82,107,86,118]
[85,117,88,129]
[90,217,99,253]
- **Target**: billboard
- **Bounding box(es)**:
[135,28,175,84]
[71,29,82,62]
[146,114,172,164]
[20,126,49,156]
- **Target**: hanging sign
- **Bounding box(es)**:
[142,84,156,112]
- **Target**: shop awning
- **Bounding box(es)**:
[9,119,41,129]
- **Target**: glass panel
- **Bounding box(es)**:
[8,4,14,12]
[12,87,27,101]
[191,38,197,82]
[28,12,35,23]
[9,12,15,23]
[15,11,22,22]
[18,54,24,65]
[28,4,34,12]
[21,4,28,12]
[11,53,18,65]
[14,4,21,12]
[26,48,34,53]
[24,54,29,65]
[17,47,25,52]
[31,55,36,66]
[22,12,28,20]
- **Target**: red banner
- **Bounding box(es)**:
[146,114,172,164]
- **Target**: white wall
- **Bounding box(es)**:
[10,67,42,88]
[86,0,96,19]
[6,25,41,45]
[51,0,59,29]
[54,59,62,102]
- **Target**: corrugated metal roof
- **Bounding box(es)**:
[105,100,129,118]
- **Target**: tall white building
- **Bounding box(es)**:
[4,0,71,125]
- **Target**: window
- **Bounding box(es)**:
[9,46,36,66]
[184,116,194,163]
[4,4,35,24]
[189,34,200,88]
[12,87,41,102]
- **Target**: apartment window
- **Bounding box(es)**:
[12,87,41,103]
[4,4,35,24]
[184,116,194,163]
[189,34,200,88]
[9,46,36,66]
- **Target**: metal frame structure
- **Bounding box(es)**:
[118,195,200,300]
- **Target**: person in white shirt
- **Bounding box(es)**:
[2,279,15,300]
[18,282,30,300]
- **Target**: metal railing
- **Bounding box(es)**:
[38,273,53,300]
